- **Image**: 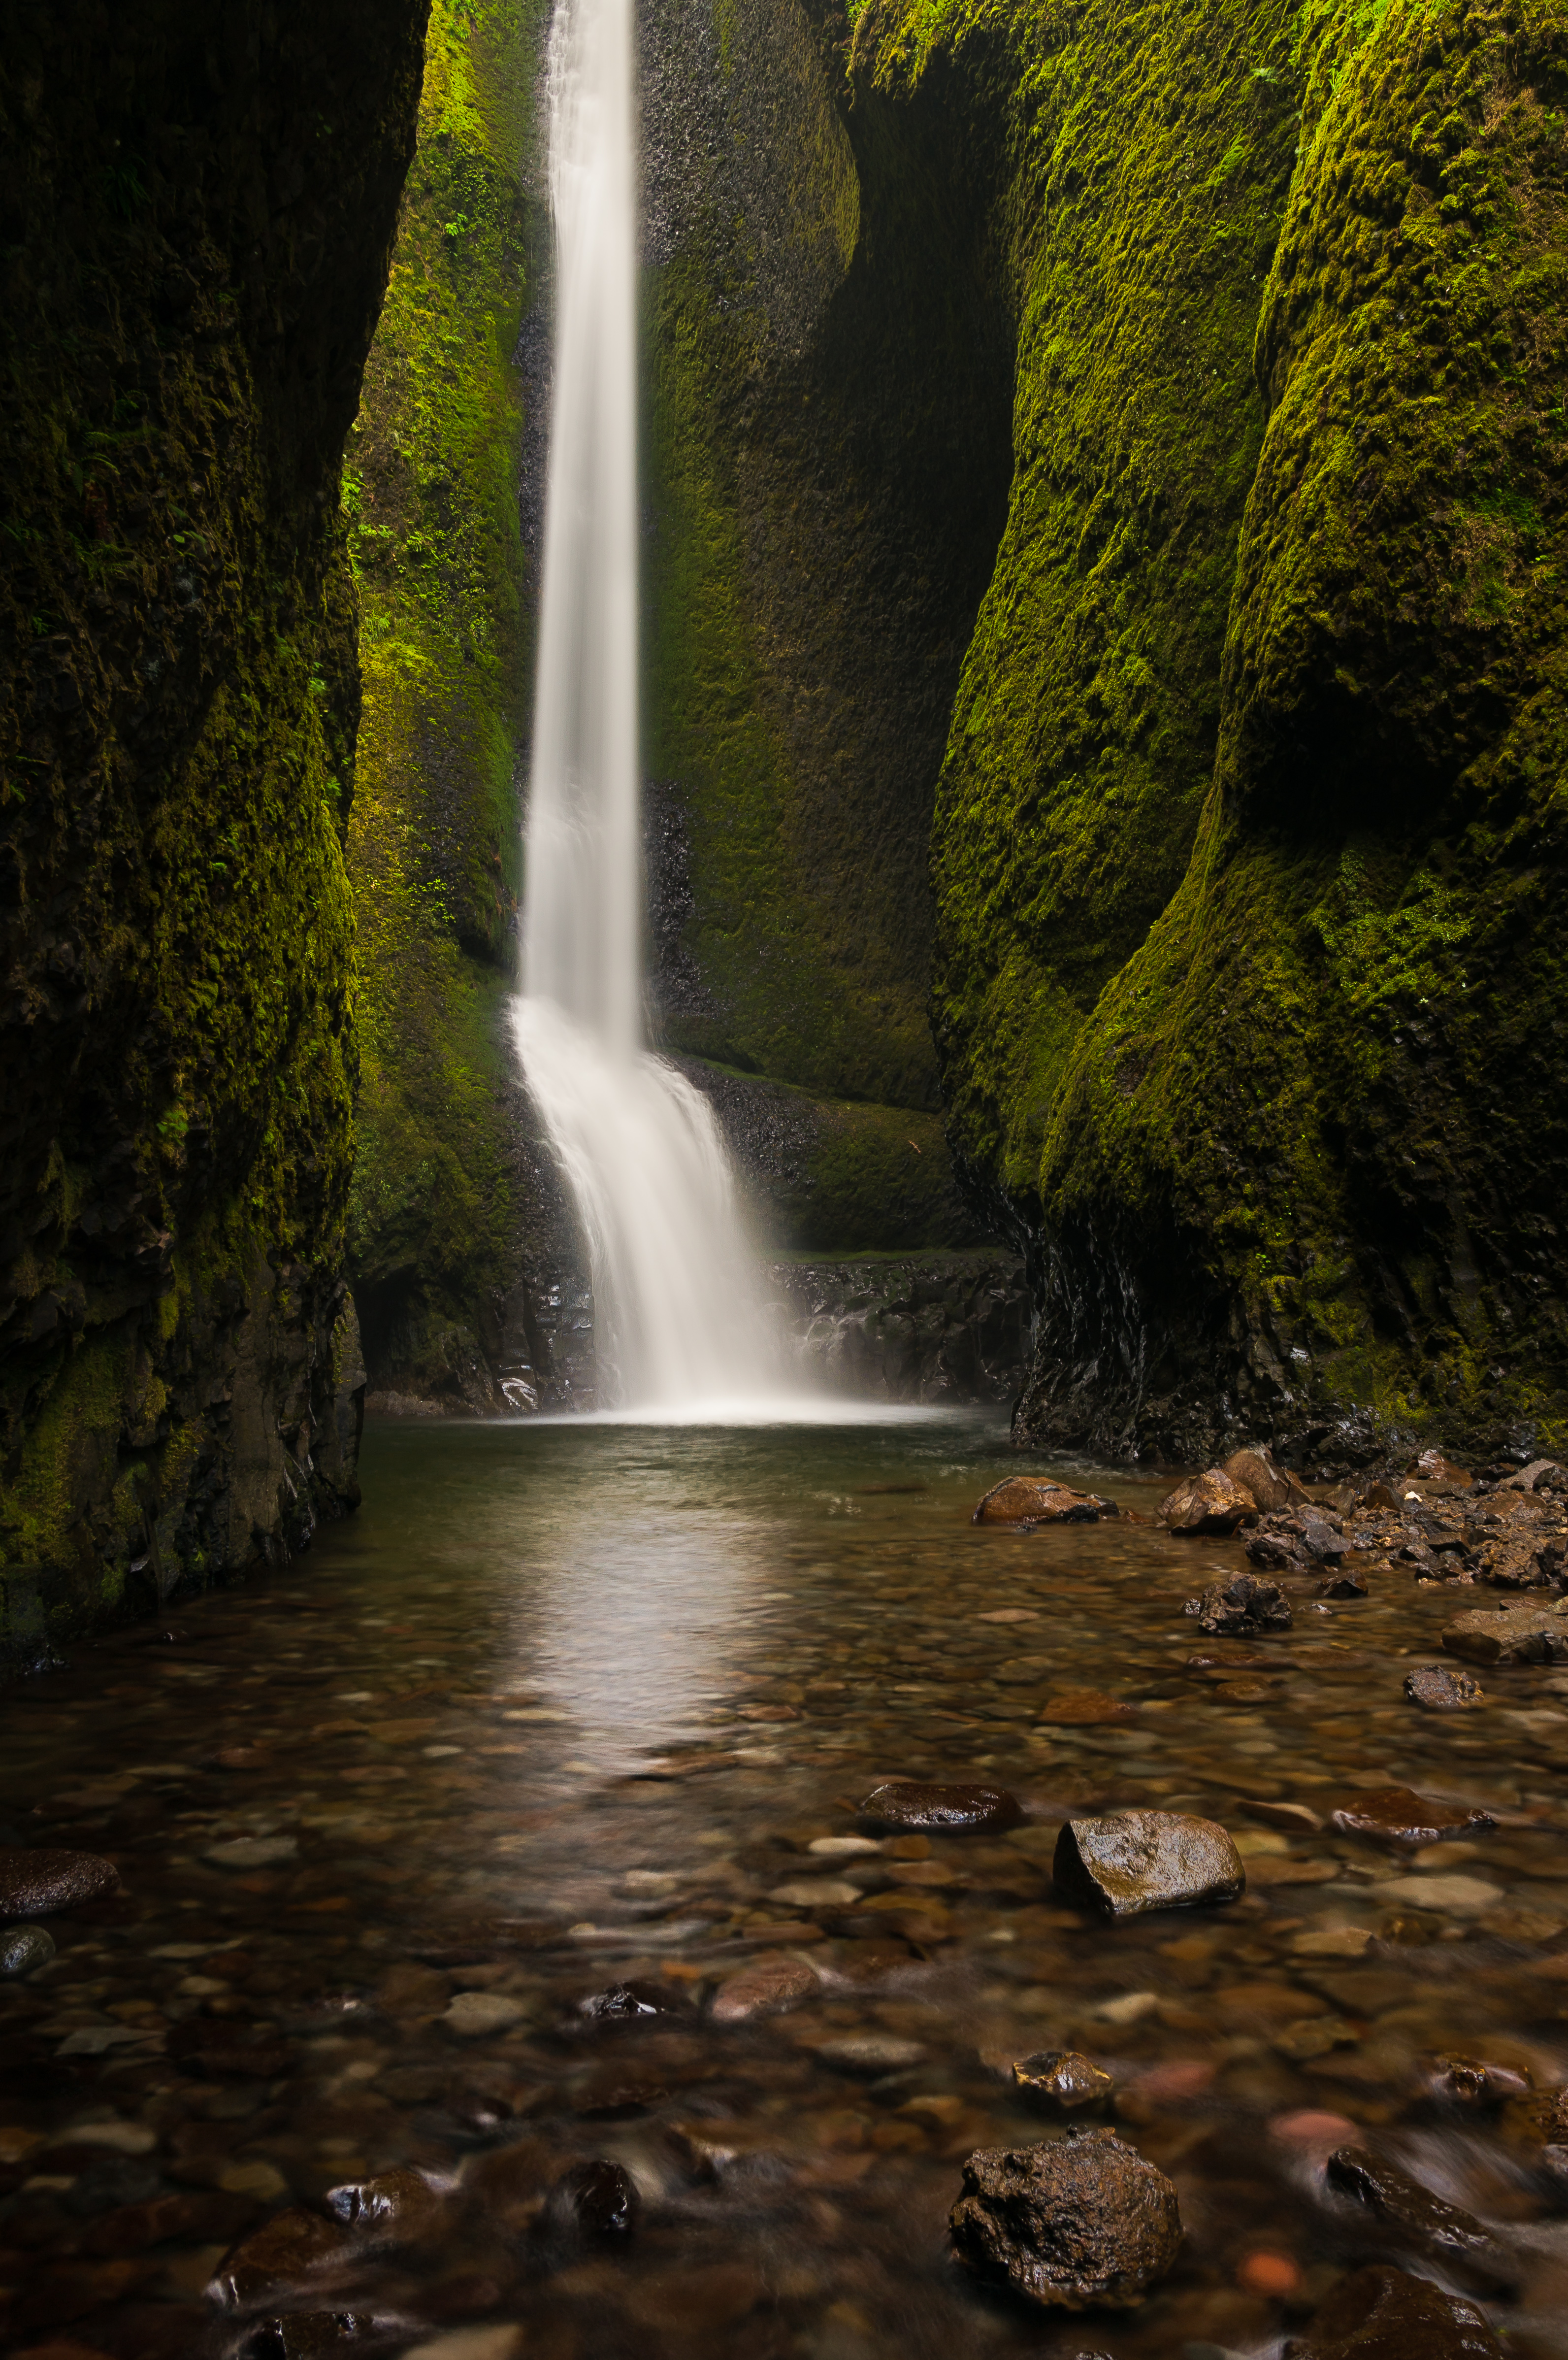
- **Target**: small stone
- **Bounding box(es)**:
[1245,1799,1324,1833]
[1291,1927,1374,1958]
[1328,1786,1494,1847]
[1374,1873,1504,1916]
[202,1835,299,1871]
[325,2167,443,2241]
[578,1979,689,2021]
[401,2328,524,2360]
[544,2157,638,2238]
[972,1477,1111,1526]
[858,1780,1021,1832]
[443,1991,525,2037]
[949,2127,1181,2310]
[1428,2053,1532,2108]
[1160,1468,1257,1534]
[1053,1812,1245,1917]
[1325,2149,1515,2292]
[816,2034,927,2073]
[0,1924,56,1977]
[1012,2051,1114,2110]
[1220,1446,1310,1511]
[1274,2015,1359,2061]
[1319,1568,1367,1598]
[771,1877,859,1908]
[1405,1664,1484,1709]
[1039,1692,1137,1726]
[1288,2262,1503,2357]
[807,1835,881,1856]
[1442,1598,1568,1663]
[0,1848,120,1920]
[1184,1573,1291,1635]
[208,2207,354,2307]
[710,1956,817,2023]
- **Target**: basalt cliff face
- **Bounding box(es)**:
[0,0,429,1662]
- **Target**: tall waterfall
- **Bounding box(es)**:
[512,0,784,1415]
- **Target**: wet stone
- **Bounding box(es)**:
[578,1978,688,2021]
[1160,1468,1257,1535]
[1184,1573,1292,1635]
[1053,1811,1245,1917]
[1039,1691,1136,1726]
[972,1476,1112,1526]
[1325,2147,1515,2293]
[545,2157,638,2239]
[1288,2263,1503,2358]
[858,1779,1021,1832]
[949,2127,1181,2311]
[442,1991,526,2037]
[1328,1786,1495,1847]
[325,2168,444,2243]
[710,1955,818,2023]
[241,2314,383,2360]
[1319,1567,1367,1598]
[1220,1445,1309,1512]
[1012,2051,1114,2111]
[208,2206,358,2309]
[0,1922,56,1976]
[1405,1663,1484,1709]
[1442,1598,1568,1663]
[0,1846,120,1919]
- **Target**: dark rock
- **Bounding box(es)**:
[241,2311,383,2360]
[1443,1599,1568,1662]
[208,2207,357,2309]
[1053,1811,1245,1917]
[973,1476,1112,1526]
[1247,1528,1305,1570]
[1428,2053,1532,2109]
[578,1979,689,2022]
[324,2168,442,2242]
[858,1779,1022,1832]
[1160,1468,1258,1534]
[1325,2147,1516,2293]
[1328,1786,1494,1847]
[1302,1515,1351,1562]
[1286,2262,1502,2357]
[545,2158,638,2239]
[1319,1568,1368,1598]
[1012,2052,1114,2110]
[949,2127,1181,2310]
[1184,1573,1292,1636]
[0,1848,120,1920]
[1221,1446,1311,1511]
[0,1923,56,1976]
[1405,1664,1483,1709]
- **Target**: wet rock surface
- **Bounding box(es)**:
[1185,1573,1292,1636]
[949,2128,1182,2309]
[1325,2148,1515,2292]
[1160,1468,1259,1534]
[1287,2262,1504,2357]
[1012,2051,1114,2110]
[973,1477,1113,1526]
[1328,1787,1496,1847]
[1053,1811,1245,1916]
[0,1847,119,1918]
[1443,1599,1568,1662]
[0,1923,55,1977]
[1405,1664,1484,1709]
[858,1779,1022,1830]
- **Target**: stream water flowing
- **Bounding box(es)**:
[5,1421,1568,2356]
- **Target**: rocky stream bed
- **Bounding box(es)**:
[2,1417,1568,2360]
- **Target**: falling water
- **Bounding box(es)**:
[512,0,786,1416]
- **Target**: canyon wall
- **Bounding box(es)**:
[0,0,429,1661]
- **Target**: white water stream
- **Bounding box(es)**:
[512,0,792,1417]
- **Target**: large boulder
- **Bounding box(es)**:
[973,1477,1112,1526]
[1222,1446,1311,1511]
[1053,1811,1245,1917]
[1286,2262,1503,2358]
[1442,1599,1568,1664]
[1159,1468,1258,1534]
[949,2128,1181,2310]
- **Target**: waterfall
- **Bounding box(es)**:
[511,0,786,1416]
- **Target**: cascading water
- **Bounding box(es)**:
[512,0,786,1416]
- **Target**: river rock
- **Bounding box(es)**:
[545,2158,638,2239]
[858,1779,1021,1832]
[1328,1786,1494,1847]
[972,1476,1111,1526]
[1288,2262,1503,2357]
[0,1923,56,1977]
[1405,1664,1483,1709]
[443,1990,526,2037]
[1222,1446,1310,1511]
[1039,1691,1136,1726]
[1160,1468,1258,1534]
[1184,1573,1292,1636]
[1325,2147,1515,2292]
[579,1979,689,2021]
[325,2168,444,2242]
[0,1847,123,1920]
[949,2128,1181,2310]
[710,1955,818,2023]
[1501,1458,1563,1491]
[1053,1811,1245,1917]
[1012,2051,1114,2110]
[1442,1598,1568,1663]
[208,2207,356,2307]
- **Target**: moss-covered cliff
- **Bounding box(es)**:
[843,0,1568,1465]
[0,0,428,1662]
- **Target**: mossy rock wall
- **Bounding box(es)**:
[0,0,428,1663]
[852,0,1568,1466]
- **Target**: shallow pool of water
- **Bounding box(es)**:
[4,1415,1568,2358]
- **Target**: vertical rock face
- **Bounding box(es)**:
[0,0,429,1661]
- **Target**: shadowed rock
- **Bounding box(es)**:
[859,1779,1021,1832]
[0,1849,120,1920]
[1325,2147,1516,2294]
[1012,2052,1114,2110]
[1442,1599,1568,1663]
[1053,1811,1245,1917]
[544,2158,639,2239]
[949,2128,1181,2310]
[1184,1573,1292,1636]
[1286,2262,1503,2356]
[1221,1446,1311,1511]
[973,1476,1113,1526]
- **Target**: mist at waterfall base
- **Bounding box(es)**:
[511,0,906,1425]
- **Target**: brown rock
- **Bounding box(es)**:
[1012,2051,1114,2110]
[1411,1449,1475,1486]
[324,2167,443,2243]
[1288,2262,1502,2357]
[1442,1599,1568,1663]
[1160,1468,1258,1534]
[1184,1572,1292,1636]
[1221,1446,1310,1511]
[949,2127,1181,2310]
[1053,1811,1245,1917]
[1039,1692,1137,1726]
[207,2207,356,2308]
[1328,1786,1495,1848]
[858,1779,1021,1832]
[1325,2147,1515,2293]
[710,1955,818,2024]
[544,2157,638,2239]
[1405,1664,1483,1709]
[0,1849,120,1920]
[973,1477,1111,1526]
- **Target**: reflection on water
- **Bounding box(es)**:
[3,1414,1568,2359]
